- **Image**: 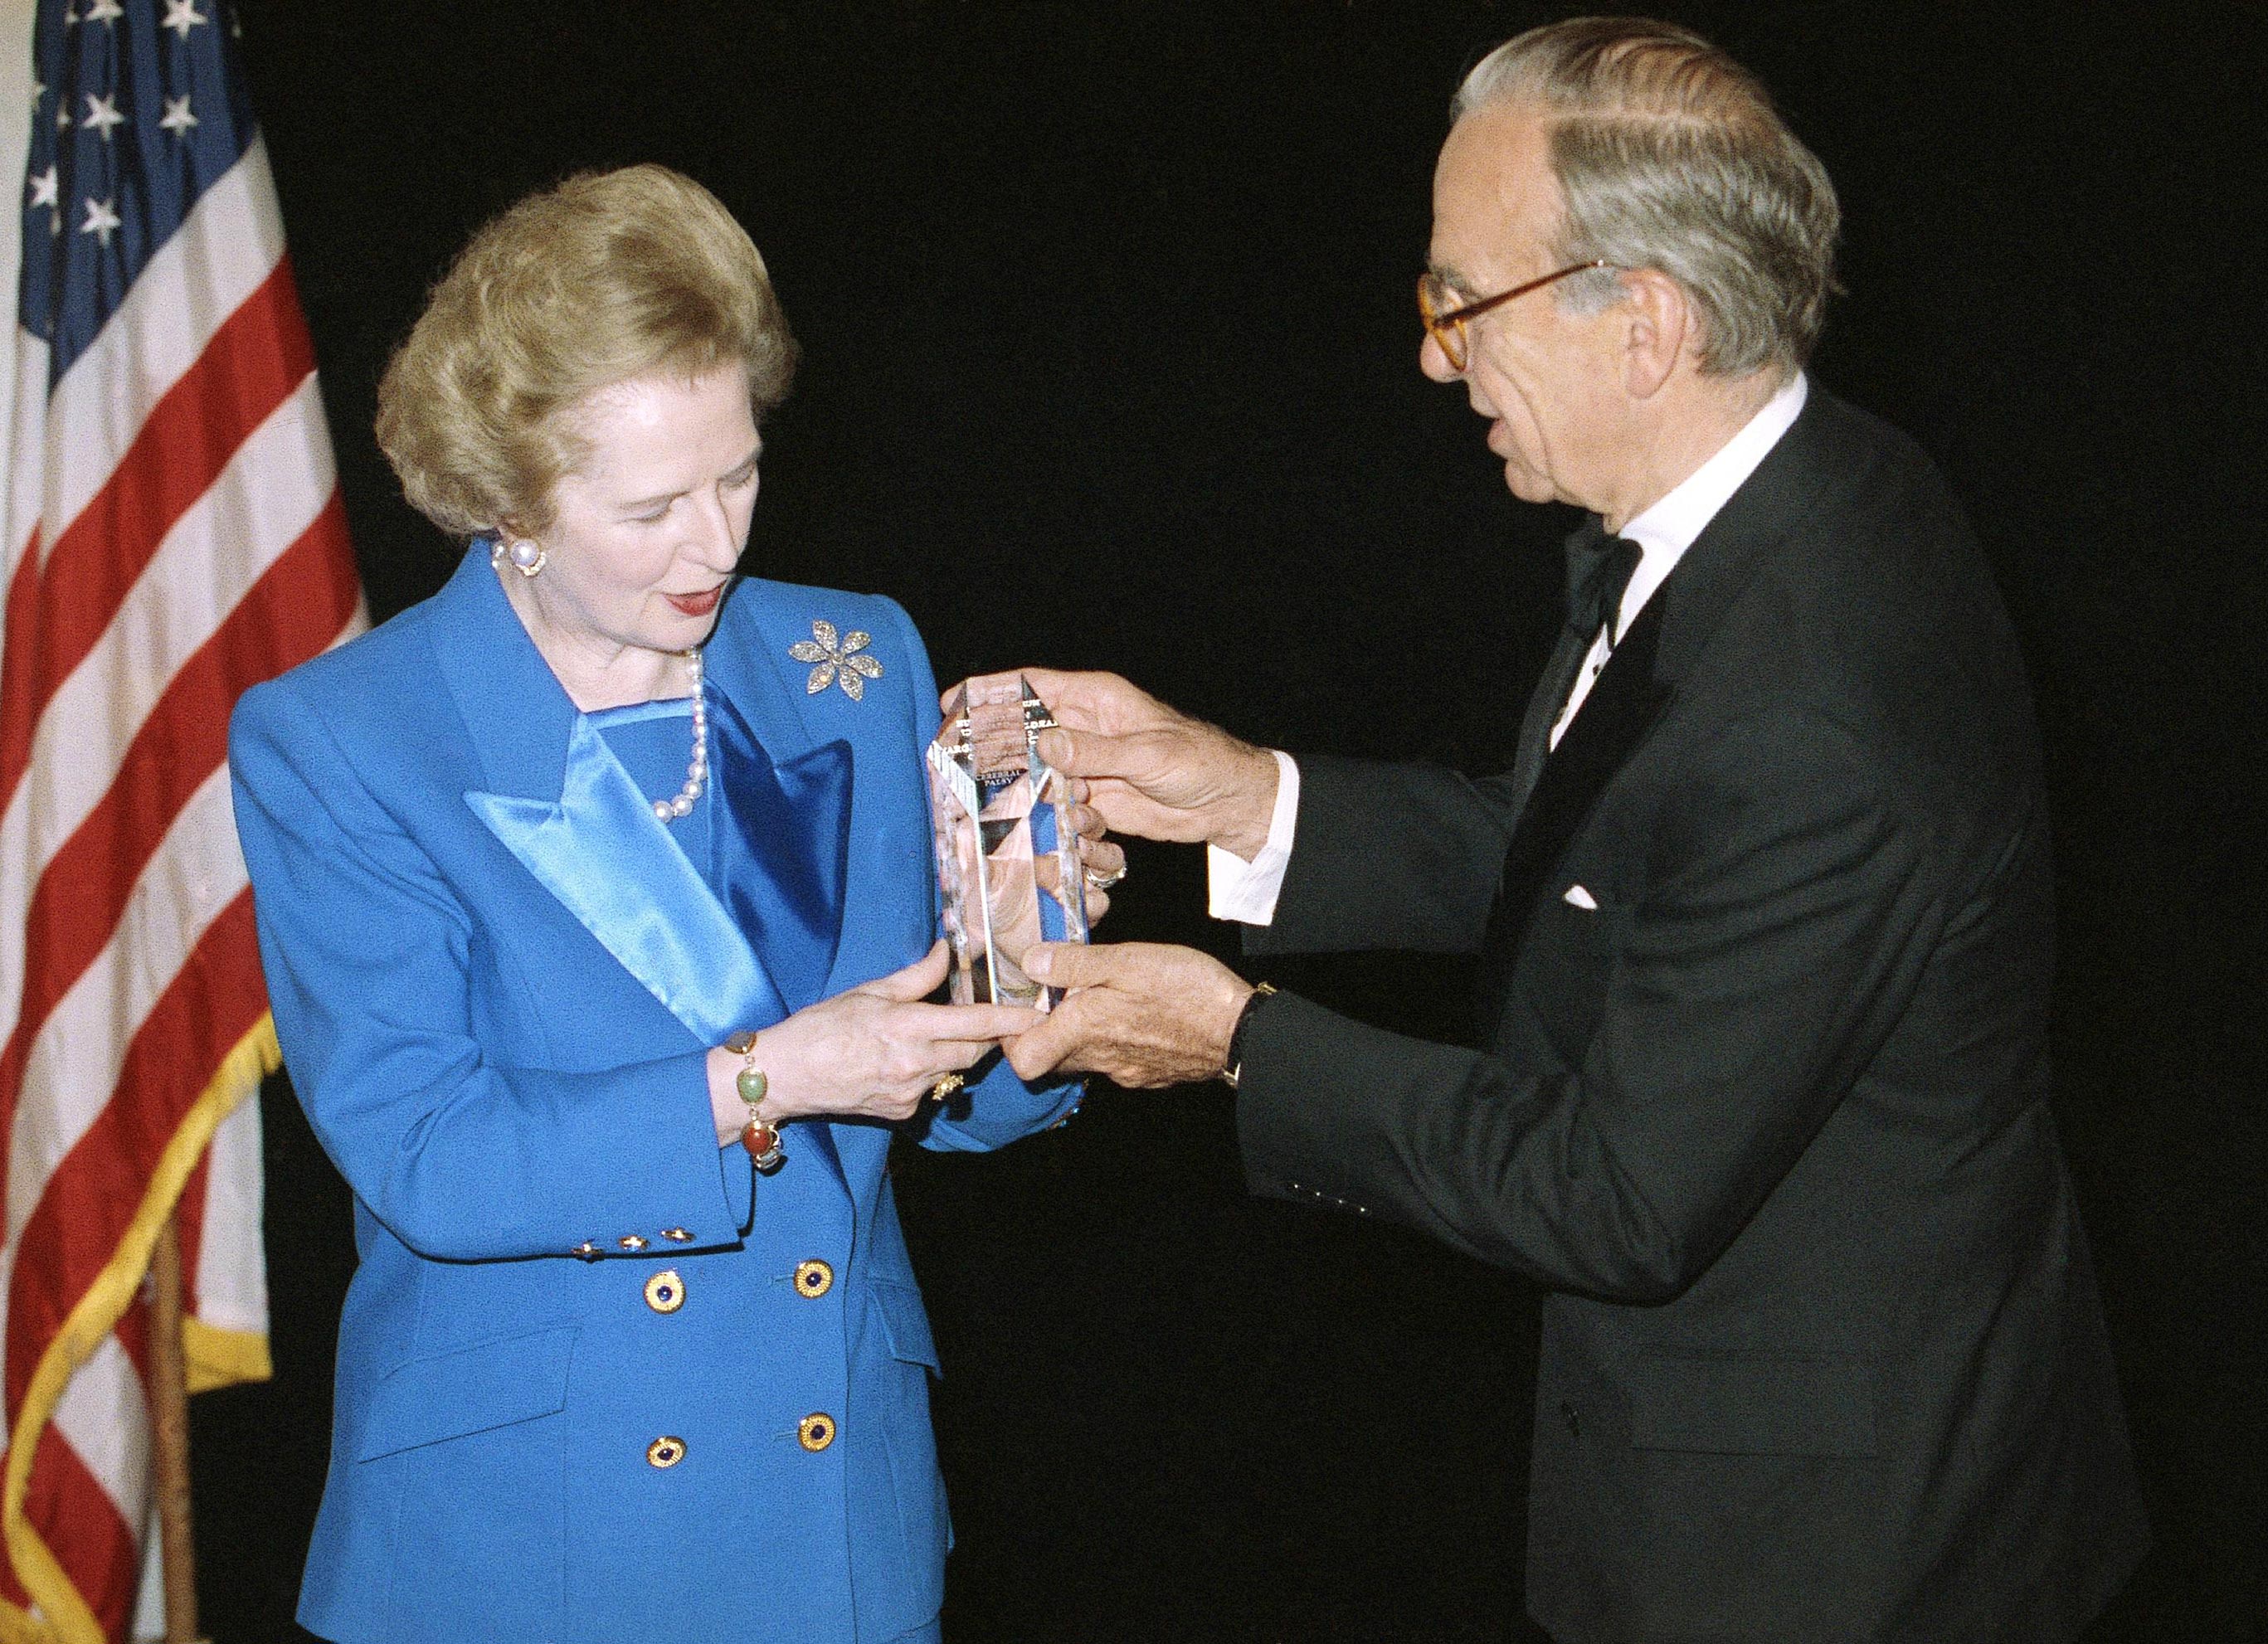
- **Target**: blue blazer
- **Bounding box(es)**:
[230,548,1078,1644]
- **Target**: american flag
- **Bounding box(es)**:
[2,2,361,1637]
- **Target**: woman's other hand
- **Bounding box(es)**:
[705,941,1039,1142]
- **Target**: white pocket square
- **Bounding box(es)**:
[1562,883,1599,911]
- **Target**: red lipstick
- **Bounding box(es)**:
[664,586,723,618]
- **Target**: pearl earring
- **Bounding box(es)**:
[490,537,547,577]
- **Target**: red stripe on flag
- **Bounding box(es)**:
[0,256,317,812]
[20,1409,140,1642]
[6,894,266,1418]
[0,501,358,1206]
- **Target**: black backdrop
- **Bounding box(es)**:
[187,2,2262,1639]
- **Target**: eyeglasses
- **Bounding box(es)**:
[1416,260,1613,372]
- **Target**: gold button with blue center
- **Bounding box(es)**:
[795,1259,835,1299]
[797,1413,835,1452]
[643,1269,684,1314]
[646,1436,685,1468]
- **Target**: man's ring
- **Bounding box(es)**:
[928,1072,965,1103]
[1083,862,1127,891]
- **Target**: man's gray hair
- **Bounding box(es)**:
[1453,17,1840,377]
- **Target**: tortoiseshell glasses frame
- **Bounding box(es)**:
[1417,259,1614,372]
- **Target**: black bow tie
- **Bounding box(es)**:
[1565,527,1644,649]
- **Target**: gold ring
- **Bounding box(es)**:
[1083,862,1127,891]
[928,1072,966,1103]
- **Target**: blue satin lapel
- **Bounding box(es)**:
[466,716,787,1044]
[708,693,852,1014]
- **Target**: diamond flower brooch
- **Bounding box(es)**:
[790,620,883,700]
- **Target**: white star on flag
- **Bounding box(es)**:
[83,0,126,21]
[80,196,122,245]
[159,95,198,137]
[82,91,126,139]
[162,0,208,37]
[30,165,63,236]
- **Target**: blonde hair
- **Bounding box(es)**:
[1455,17,1840,376]
[376,164,798,539]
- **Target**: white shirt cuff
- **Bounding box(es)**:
[1206,750,1299,926]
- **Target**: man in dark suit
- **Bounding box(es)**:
[1001,18,2147,1642]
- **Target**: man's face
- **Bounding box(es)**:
[1423,103,1626,510]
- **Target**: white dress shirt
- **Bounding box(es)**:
[1210,373,1809,925]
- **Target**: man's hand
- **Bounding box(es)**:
[1007,669,1280,861]
[1003,941,1253,1089]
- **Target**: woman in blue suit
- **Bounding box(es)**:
[228,165,1102,1643]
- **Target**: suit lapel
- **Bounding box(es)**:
[718,586,898,1004]
[708,691,850,1014]
[428,543,579,803]
[1482,593,1671,990]
[1507,619,1593,830]
[695,585,865,969]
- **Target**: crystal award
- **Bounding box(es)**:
[928,673,1091,1008]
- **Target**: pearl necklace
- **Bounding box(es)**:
[652,649,708,823]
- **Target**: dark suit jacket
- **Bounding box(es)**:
[1236,390,2147,1643]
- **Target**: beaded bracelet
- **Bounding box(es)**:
[723,1029,786,1173]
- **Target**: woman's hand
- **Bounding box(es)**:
[705,941,1039,1143]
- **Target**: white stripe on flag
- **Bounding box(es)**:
[50,1330,151,1536]
[3,329,50,598]
[192,1087,268,1336]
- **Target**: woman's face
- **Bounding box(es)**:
[510,363,761,686]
